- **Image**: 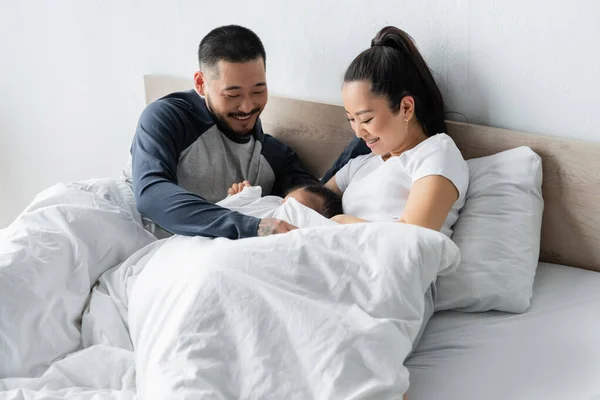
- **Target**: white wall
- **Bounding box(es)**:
[1,0,599,227]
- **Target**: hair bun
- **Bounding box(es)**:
[371,38,385,48]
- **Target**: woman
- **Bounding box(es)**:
[325,26,469,349]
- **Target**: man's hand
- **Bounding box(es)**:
[228,180,251,196]
[257,218,298,236]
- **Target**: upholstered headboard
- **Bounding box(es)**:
[143,75,600,272]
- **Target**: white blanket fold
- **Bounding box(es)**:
[0,179,155,380]
[0,345,136,400]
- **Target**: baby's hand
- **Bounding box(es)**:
[228,181,251,196]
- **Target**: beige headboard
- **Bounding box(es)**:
[144,75,600,272]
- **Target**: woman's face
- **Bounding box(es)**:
[342,80,411,156]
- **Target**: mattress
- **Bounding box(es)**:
[406,262,600,400]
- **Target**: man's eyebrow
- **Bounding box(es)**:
[223,82,266,91]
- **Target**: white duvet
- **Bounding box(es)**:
[0,180,460,399]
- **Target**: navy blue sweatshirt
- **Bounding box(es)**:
[123,90,318,239]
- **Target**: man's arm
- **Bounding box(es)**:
[320,137,370,184]
[261,134,319,196]
[131,100,260,239]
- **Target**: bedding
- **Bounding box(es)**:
[436,146,544,313]
[407,262,600,400]
[129,222,458,399]
[0,180,156,379]
[0,179,458,399]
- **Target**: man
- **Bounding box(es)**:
[124,25,318,239]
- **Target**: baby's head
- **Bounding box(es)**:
[283,184,343,218]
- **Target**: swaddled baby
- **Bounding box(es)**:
[217,182,342,226]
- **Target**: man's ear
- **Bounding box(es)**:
[194,71,206,96]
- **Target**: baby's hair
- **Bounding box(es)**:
[287,184,343,218]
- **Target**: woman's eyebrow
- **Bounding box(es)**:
[346,109,374,115]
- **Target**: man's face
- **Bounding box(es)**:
[195,58,268,136]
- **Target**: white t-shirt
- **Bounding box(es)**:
[334,133,469,237]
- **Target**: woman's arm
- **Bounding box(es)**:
[325,177,369,224]
[331,214,368,224]
[400,175,458,231]
[325,176,369,224]
[324,176,343,197]
[331,175,458,231]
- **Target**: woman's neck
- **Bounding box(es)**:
[383,125,428,161]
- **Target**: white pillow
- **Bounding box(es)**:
[435,146,544,313]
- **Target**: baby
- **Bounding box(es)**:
[221,181,343,219]
[282,185,343,218]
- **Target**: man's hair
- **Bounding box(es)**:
[291,184,343,219]
[198,25,266,73]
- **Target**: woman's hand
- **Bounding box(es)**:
[330,214,368,224]
[227,180,251,196]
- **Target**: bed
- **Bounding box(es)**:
[0,75,598,400]
[144,74,600,399]
[407,262,600,399]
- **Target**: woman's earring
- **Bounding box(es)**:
[405,119,409,135]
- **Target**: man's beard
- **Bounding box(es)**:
[206,95,261,137]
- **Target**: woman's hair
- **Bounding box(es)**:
[344,26,446,136]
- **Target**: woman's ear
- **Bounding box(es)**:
[400,96,415,121]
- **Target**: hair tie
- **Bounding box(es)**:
[371,39,385,48]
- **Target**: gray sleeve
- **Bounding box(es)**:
[131,100,260,239]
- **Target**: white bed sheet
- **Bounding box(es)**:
[406,262,600,400]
